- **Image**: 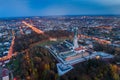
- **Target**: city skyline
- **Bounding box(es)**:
[0,0,120,17]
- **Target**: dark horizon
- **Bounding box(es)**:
[0,14,120,19]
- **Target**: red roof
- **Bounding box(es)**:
[74,47,83,51]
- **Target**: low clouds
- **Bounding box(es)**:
[93,0,120,14]
[0,0,120,17]
[94,0,120,5]
[41,6,69,15]
[0,0,31,17]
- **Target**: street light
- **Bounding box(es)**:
[96,55,100,59]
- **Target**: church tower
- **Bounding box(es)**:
[73,27,79,49]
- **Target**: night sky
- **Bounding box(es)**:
[0,0,120,17]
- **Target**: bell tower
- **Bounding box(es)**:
[73,27,79,49]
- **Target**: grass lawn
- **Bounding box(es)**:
[38,37,70,46]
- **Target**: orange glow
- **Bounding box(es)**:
[7,36,15,59]
[49,37,57,41]
[22,21,44,34]
[96,26,112,30]
[0,36,15,61]
[78,34,111,44]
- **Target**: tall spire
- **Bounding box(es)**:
[73,27,79,49]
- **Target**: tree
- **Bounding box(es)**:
[109,64,120,80]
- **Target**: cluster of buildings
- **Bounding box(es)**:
[0,16,120,38]
[0,67,10,80]
[0,26,12,58]
[23,16,120,31]
[46,27,114,76]
[0,16,119,77]
[0,23,13,80]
